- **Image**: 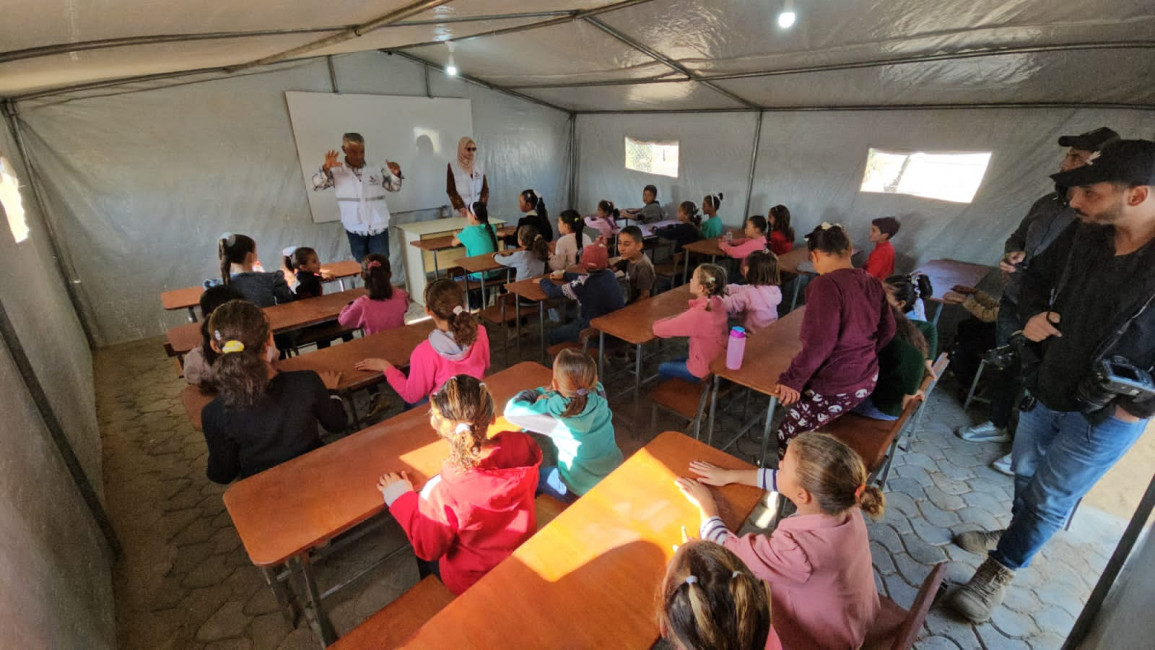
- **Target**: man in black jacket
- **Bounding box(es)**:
[949,139,1155,623]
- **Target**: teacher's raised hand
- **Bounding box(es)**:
[323,149,342,172]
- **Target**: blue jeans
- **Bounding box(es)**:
[992,402,1148,570]
[658,357,699,383]
[537,466,577,503]
[548,318,588,346]
[346,229,389,263]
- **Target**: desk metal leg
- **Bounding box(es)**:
[292,554,336,646]
[479,275,487,309]
[338,278,347,291]
[790,276,803,311]
[706,374,720,444]
[598,331,606,382]
[261,565,298,626]
[682,256,691,286]
[538,302,546,361]
[634,343,643,398]
[432,250,440,278]
[463,274,473,311]
[759,397,780,469]
[514,299,523,360]
[932,301,944,325]
[186,306,198,323]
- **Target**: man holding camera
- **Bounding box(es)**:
[949,140,1155,622]
[956,127,1118,478]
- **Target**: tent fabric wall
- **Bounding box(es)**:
[0,128,114,646]
[12,51,571,346]
[579,107,1153,272]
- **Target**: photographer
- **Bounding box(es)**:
[949,140,1155,623]
[956,127,1118,479]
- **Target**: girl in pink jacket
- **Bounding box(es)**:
[678,432,885,650]
[356,279,489,406]
[337,254,409,335]
[652,264,729,383]
[723,250,782,334]
[718,214,771,270]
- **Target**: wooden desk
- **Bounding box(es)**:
[165,288,368,355]
[504,274,556,361]
[681,236,725,284]
[160,261,364,321]
[453,252,512,311]
[590,285,693,397]
[404,224,514,303]
[224,361,553,644]
[914,259,995,324]
[775,247,812,311]
[707,307,806,466]
[402,431,762,648]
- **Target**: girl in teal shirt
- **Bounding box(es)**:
[700,193,724,239]
[504,348,622,501]
[452,202,501,281]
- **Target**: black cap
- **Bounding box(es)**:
[1057,127,1119,151]
[1050,140,1155,188]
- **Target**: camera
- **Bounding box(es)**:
[1075,356,1155,414]
[983,332,1041,377]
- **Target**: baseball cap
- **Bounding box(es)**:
[1050,139,1155,188]
[1057,127,1119,151]
[581,243,609,270]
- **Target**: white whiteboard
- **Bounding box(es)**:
[285,91,474,223]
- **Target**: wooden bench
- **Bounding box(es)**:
[330,576,455,650]
[533,493,568,529]
[649,376,710,440]
[545,327,599,359]
[479,293,537,365]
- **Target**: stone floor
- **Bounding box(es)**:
[99,321,1146,649]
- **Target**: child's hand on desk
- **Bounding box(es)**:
[773,384,800,405]
[688,461,735,486]
[378,471,414,505]
[320,269,334,281]
[355,358,393,373]
[675,477,720,519]
[319,371,342,391]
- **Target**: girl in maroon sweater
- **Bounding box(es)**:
[772,224,895,457]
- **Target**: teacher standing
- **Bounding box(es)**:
[447,136,488,217]
[313,132,403,262]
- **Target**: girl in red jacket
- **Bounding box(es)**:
[376,375,541,594]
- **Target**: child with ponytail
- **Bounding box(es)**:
[507,188,552,246]
[377,375,542,594]
[700,193,725,239]
[678,431,884,650]
[549,209,594,271]
[200,300,346,484]
[767,205,795,256]
[355,279,489,406]
[493,225,549,281]
[587,199,622,240]
[338,254,409,335]
[217,233,295,307]
[719,215,773,275]
[660,540,776,650]
[652,263,729,383]
[723,250,782,334]
[504,349,622,501]
[656,200,704,253]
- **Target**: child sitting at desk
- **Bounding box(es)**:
[652,263,729,383]
[863,216,900,280]
[218,233,295,307]
[772,224,895,455]
[768,205,795,257]
[539,244,624,345]
[718,215,771,272]
[377,375,541,595]
[505,348,622,502]
[679,432,885,650]
[184,286,279,390]
[494,225,549,282]
[338,254,409,335]
[613,226,655,304]
[586,200,622,240]
[504,189,552,247]
[655,201,704,253]
[624,184,665,223]
[549,210,595,271]
[355,279,489,406]
[723,250,782,334]
[284,246,328,299]
[700,193,724,239]
[659,540,775,650]
[200,300,346,484]
[852,300,931,422]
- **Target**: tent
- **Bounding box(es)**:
[0,1,1152,646]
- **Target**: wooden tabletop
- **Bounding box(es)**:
[504,274,553,303]
[776,247,811,275]
[710,306,806,395]
[166,288,367,354]
[182,384,215,431]
[223,362,553,567]
[409,226,515,252]
[276,320,436,392]
[161,261,365,311]
[590,285,694,345]
[401,431,762,648]
[915,259,996,303]
[452,251,508,274]
[682,236,725,257]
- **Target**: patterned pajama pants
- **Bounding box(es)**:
[775,378,876,458]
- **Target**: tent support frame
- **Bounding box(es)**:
[742,111,764,220]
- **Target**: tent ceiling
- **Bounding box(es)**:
[2,0,1153,111]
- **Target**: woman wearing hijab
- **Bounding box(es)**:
[447,137,489,217]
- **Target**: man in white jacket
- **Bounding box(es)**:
[312,132,402,261]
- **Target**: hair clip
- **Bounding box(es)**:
[854,484,866,499]
[684,575,698,586]
[731,570,742,579]
[455,422,473,435]
[221,340,245,354]
[219,232,236,247]
[452,305,465,316]
[282,245,299,257]
[213,329,223,341]
[575,388,589,396]
[367,260,382,269]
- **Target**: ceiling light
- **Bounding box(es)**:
[445,41,458,77]
[778,11,796,28]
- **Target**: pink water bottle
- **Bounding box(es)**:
[726,326,746,370]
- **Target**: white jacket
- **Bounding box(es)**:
[313,161,402,235]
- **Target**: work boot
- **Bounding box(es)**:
[953,529,1005,555]
[949,556,1016,623]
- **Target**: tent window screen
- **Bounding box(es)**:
[860,149,991,204]
[0,157,29,243]
[625,137,679,178]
